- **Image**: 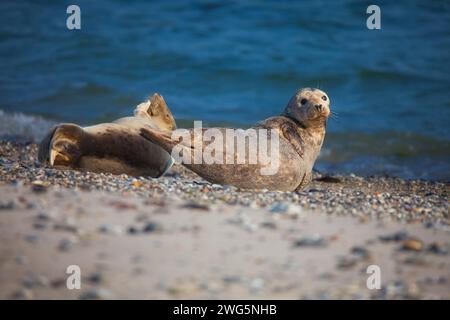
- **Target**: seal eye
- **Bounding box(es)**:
[322,96,327,101]
[300,99,307,105]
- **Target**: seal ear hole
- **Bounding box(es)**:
[300,98,307,105]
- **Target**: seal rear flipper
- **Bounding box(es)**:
[38,125,58,164]
[41,124,85,167]
[134,93,177,131]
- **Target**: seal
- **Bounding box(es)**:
[139,88,330,191]
[38,93,177,177]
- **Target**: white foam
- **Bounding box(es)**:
[0,110,56,142]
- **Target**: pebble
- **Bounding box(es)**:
[401,238,424,252]
[11,288,34,300]
[22,274,49,288]
[182,202,210,211]
[15,255,28,265]
[351,246,370,259]
[0,200,14,210]
[98,224,124,236]
[58,236,77,252]
[337,257,358,269]
[53,217,78,233]
[427,242,448,255]
[142,222,162,233]
[249,278,265,293]
[33,222,47,230]
[87,272,103,284]
[260,221,277,229]
[36,212,53,221]
[79,288,113,300]
[31,180,49,193]
[127,226,140,235]
[378,231,409,242]
[269,202,303,217]
[293,234,328,247]
[24,234,39,244]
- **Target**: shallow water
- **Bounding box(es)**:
[0,0,449,180]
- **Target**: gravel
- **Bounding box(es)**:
[0,141,448,225]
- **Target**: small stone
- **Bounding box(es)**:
[98,224,124,236]
[79,288,113,300]
[36,212,52,221]
[351,246,370,259]
[58,237,77,252]
[87,272,103,284]
[0,200,14,210]
[31,180,49,193]
[427,242,448,255]
[24,234,39,244]
[22,274,49,288]
[222,275,242,284]
[293,234,327,247]
[131,180,143,188]
[127,226,139,234]
[260,221,277,229]
[249,278,265,293]
[378,231,409,242]
[182,202,209,211]
[244,222,258,232]
[50,278,66,288]
[269,202,303,217]
[337,257,358,269]
[11,288,34,300]
[33,222,47,230]
[401,238,424,252]
[142,222,162,233]
[108,201,137,210]
[54,217,78,233]
[15,255,28,265]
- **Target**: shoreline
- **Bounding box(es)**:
[0,140,449,299]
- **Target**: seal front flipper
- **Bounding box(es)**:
[294,172,312,191]
[38,123,85,167]
[139,127,178,154]
[280,122,304,159]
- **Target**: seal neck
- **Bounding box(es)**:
[283,115,327,131]
[282,115,308,129]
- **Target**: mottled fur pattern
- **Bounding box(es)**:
[38,93,176,177]
[140,88,330,191]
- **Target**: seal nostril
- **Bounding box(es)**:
[315,104,322,111]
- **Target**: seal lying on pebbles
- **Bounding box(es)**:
[140,88,330,191]
[38,93,176,177]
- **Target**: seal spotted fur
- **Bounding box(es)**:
[38,93,176,177]
[140,88,330,191]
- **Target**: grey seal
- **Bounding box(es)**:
[139,88,330,191]
[38,93,176,177]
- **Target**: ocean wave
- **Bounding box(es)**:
[0,109,55,143]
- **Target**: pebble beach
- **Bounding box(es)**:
[0,140,449,299]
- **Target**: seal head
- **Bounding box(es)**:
[283,87,330,129]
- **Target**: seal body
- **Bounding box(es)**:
[140,88,330,191]
[38,93,176,177]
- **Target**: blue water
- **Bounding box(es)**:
[0,0,449,180]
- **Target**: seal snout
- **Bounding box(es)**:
[314,104,323,112]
